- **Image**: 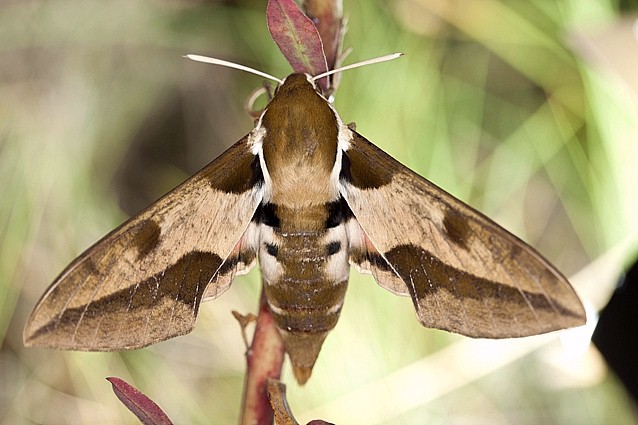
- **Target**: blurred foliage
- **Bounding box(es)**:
[2,0,638,424]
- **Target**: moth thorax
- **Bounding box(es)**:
[261,75,340,207]
[268,164,336,207]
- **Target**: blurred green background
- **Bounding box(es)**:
[2,0,638,423]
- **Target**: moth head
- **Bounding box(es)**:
[274,73,320,96]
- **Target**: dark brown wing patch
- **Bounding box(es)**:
[442,207,472,250]
[384,244,583,337]
[134,219,162,259]
[340,138,394,189]
[209,146,263,193]
[26,251,222,350]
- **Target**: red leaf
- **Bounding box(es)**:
[107,377,173,425]
[267,0,328,86]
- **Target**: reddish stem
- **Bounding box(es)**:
[240,287,286,425]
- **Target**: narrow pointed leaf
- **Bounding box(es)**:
[267,0,328,88]
[107,377,173,425]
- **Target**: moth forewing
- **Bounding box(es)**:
[23,136,264,350]
[339,132,586,338]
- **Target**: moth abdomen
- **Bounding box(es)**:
[264,275,348,385]
[256,198,352,383]
[266,284,346,333]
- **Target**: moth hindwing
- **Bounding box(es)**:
[24,72,585,385]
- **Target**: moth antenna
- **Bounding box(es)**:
[184,54,284,85]
[312,53,403,82]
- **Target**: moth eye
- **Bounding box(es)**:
[265,242,279,257]
[326,241,341,256]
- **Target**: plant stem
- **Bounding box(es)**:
[240,287,285,425]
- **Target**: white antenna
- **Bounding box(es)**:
[312,53,403,82]
[184,52,403,85]
[184,54,284,85]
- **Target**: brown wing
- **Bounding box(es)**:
[341,132,585,338]
[24,136,263,350]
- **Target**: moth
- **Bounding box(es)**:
[24,55,586,384]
